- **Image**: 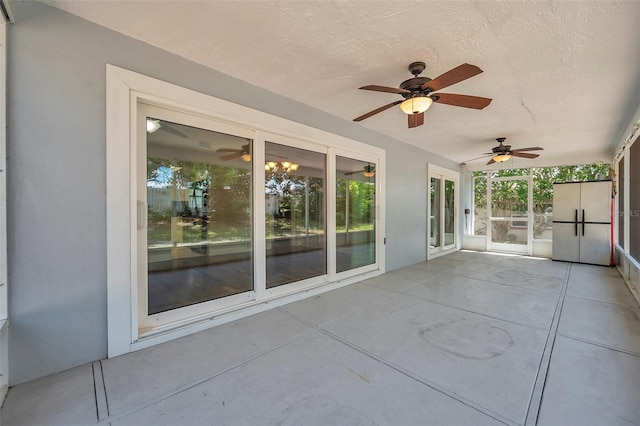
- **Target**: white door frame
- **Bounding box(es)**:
[333,149,383,280]
[106,65,386,357]
[0,11,10,401]
[427,164,459,259]
[486,174,533,255]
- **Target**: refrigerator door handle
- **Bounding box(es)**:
[582,209,585,236]
[574,209,578,236]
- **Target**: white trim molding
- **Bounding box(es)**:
[427,164,459,259]
[0,21,8,405]
[106,65,385,357]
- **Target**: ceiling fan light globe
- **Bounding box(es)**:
[363,171,375,178]
[493,154,511,163]
[400,97,433,115]
[241,153,252,162]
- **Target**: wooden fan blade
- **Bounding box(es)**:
[421,63,483,92]
[511,152,540,159]
[219,152,241,161]
[511,147,543,152]
[354,100,402,122]
[359,85,410,95]
[408,112,424,128]
[433,93,492,109]
[343,170,362,176]
[487,158,496,165]
[216,148,242,153]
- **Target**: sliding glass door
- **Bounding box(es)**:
[139,104,256,328]
[135,104,383,334]
[107,67,387,354]
[336,156,376,273]
[430,177,441,250]
[265,142,327,288]
[428,165,458,257]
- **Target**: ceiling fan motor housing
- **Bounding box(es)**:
[399,62,433,98]
[492,144,511,153]
[399,77,432,98]
[492,138,510,153]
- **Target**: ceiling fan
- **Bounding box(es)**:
[353,62,492,128]
[344,164,375,178]
[217,143,251,162]
[146,118,188,138]
[464,138,543,165]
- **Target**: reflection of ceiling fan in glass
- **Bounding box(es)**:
[344,164,375,178]
[146,118,188,138]
[216,143,252,162]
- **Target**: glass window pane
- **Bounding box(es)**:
[533,169,553,240]
[473,176,487,235]
[445,179,455,245]
[490,179,528,246]
[491,180,528,217]
[491,220,528,245]
[336,157,376,273]
[265,142,326,288]
[146,118,252,315]
[430,177,441,248]
[533,202,553,240]
[630,139,640,261]
[618,158,625,248]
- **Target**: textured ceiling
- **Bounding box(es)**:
[42,1,640,170]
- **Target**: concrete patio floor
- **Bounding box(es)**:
[2,250,639,425]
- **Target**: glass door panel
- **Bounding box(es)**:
[265,142,326,288]
[491,180,528,217]
[444,179,455,246]
[336,157,376,273]
[430,177,441,249]
[473,175,487,235]
[489,179,529,251]
[146,118,253,315]
[490,221,528,245]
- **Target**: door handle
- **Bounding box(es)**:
[582,209,585,236]
[574,209,578,236]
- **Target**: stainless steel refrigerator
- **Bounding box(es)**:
[552,180,612,265]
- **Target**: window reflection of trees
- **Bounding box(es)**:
[336,156,376,273]
[264,142,326,288]
[147,158,251,246]
[444,180,455,245]
[336,179,375,233]
[265,171,324,238]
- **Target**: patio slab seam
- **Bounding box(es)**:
[95,326,317,425]
[522,261,572,426]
